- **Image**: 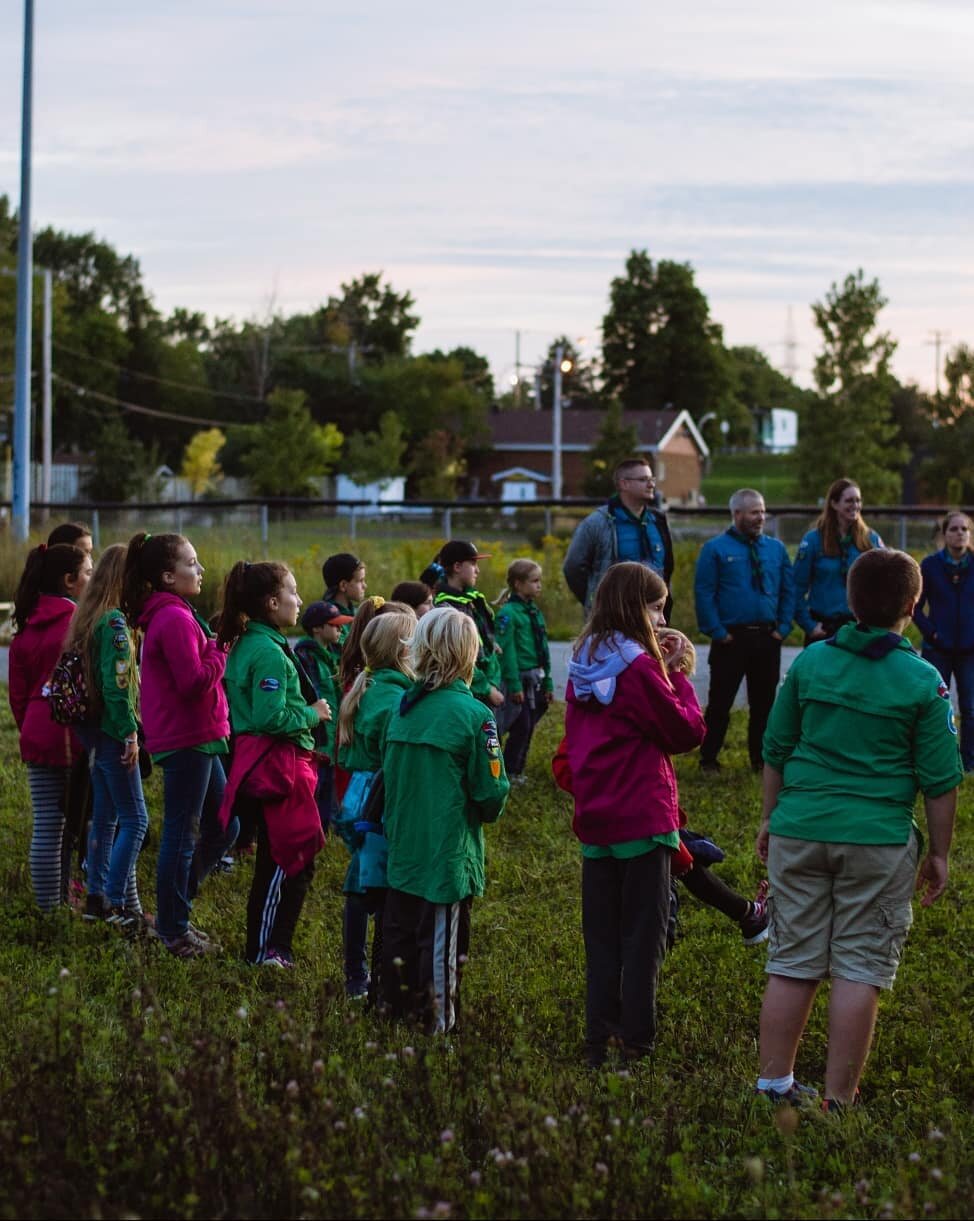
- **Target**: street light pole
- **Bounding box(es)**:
[13,0,35,541]
[42,267,52,509]
[552,343,564,500]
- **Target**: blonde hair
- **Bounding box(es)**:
[410,606,479,690]
[338,611,416,749]
[657,627,696,676]
[65,544,138,716]
[494,558,542,607]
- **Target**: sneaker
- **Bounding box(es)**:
[83,894,109,922]
[187,923,220,950]
[215,854,235,874]
[755,1080,819,1106]
[821,1090,861,1115]
[161,932,209,959]
[345,976,370,999]
[106,905,138,931]
[741,881,770,946]
[262,948,295,969]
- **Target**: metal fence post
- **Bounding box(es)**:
[443,507,452,538]
[260,503,269,552]
[175,506,183,536]
[899,514,907,550]
[349,505,356,541]
[544,505,552,536]
[91,508,100,550]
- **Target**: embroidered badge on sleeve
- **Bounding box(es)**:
[481,719,502,779]
[259,677,281,692]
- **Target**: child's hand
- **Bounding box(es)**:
[512,692,525,705]
[313,698,332,722]
[488,687,505,708]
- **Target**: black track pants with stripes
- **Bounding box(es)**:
[245,812,314,963]
[381,889,472,1033]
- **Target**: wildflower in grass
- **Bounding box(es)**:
[334,1120,347,1131]
[440,1129,455,1144]
[312,1059,324,1074]
[928,1127,945,1141]
[353,1107,366,1120]
[595,1162,609,1177]
[929,1168,943,1182]
[59,967,69,978]
[544,1116,557,1129]
[469,1172,481,1186]
[432,1203,452,1218]
[275,999,286,1011]
[365,1041,378,1051]
[909,1152,922,1164]
[744,1157,764,1184]
[382,1078,395,1090]
[403,1046,415,1058]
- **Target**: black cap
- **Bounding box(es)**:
[439,540,491,569]
[302,600,355,630]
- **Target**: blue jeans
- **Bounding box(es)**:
[922,646,974,770]
[343,892,370,993]
[156,751,238,940]
[79,728,148,909]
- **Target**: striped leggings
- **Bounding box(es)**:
[27,764,72,913]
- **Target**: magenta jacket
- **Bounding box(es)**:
[565,641,705,845]
[8,594,81,767]
[136,592,229,753]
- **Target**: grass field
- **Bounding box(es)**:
[0,698,971,1219]
[701,453,799,507]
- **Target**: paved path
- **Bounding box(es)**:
[548,641,802,707]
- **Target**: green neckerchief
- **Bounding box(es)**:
[838,534,855,580]
[727,527,764,594]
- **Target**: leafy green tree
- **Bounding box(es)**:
[426,346,494,404]
[601,250,731,416]
[181,428,226,498]
[795,270,906,502]
[241,388,343,497]
[365,355,489,447]
[342,411,407,484]
[83,414,160,502]
[921,345,974,499]
[583,403,642,497]
[535,336,602,411]
[409,429,467,500]
[724,345,813,447]
[320,273,419,367]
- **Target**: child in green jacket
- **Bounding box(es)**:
[381,606,510,1032]
[495,559,554,780]
[336,608,417,1004]
[65,544,149,928]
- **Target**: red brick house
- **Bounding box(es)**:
[470,408,709,502]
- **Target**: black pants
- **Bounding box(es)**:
[382,889,472,1033]
[503,689,547,776]
[681,861,749,921]
[701,631,781,769]
[581,848,671,1065]
[245,813,315,963]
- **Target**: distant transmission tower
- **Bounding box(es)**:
[782,306,799,381]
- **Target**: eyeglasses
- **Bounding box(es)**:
[623,476,655,484]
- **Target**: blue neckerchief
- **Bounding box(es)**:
[608,496,664,571]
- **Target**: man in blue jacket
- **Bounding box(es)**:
[694,489,794,772]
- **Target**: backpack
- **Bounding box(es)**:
[44,649,91,726]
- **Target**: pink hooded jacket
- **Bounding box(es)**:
[8,594,81,767]
[136,592,229,753]
[565,636,705,845]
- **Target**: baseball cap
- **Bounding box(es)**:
[302,600,354,630]
[439,540,491,569]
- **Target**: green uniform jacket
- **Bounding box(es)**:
[293,636,340,758]
[433,586,503,702]
[91,608,138,742]
[763,623,963,844]
[383,678,510,903]
[224,620,319,749]
[335,668,412,895]
[495,595,553,696]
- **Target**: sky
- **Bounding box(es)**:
[2,0,973,398]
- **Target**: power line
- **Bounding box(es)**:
[52,342,267,404]
[52,374,249,428]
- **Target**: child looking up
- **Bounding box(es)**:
[9,543,92,911]
[218,562,332,968]
[425,541,504,710]
[66,544,149,928]
[123,532,236,959]
[565,562,706,1068]
[381,607,510,1032]
[336,609,418,1004]
[495,559,554,781]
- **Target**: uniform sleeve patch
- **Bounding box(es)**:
[797,541,808,560]
[496,613,510,631]
[937,680,950,700]
[259,676,282,692]
[481,719,501,776]
[112,632,128,650]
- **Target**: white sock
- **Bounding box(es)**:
[756,1073,794,1093]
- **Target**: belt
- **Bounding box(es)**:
[733,623,774,631]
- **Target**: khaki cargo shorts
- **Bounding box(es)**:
[766,834,919,990]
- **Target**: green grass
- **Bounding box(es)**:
[0,703,971,1219]
[702,454,799,506]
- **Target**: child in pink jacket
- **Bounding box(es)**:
[123,532,237,958]
[565,562,705,1068]
[8,543,93,910]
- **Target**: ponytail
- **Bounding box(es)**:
[494,558,541,607]
[337,610,416,749]
[121,531,186,623]
[13,543,87,632]
[217,560,290,650]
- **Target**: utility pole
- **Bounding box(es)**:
[782,306,798,381]
[41,266,52,509]
[514,330,522,408]
[926,329,950,400]
[552,343,564,500]
[12,0,34,541]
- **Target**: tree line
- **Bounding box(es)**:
[0,195,965,503]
